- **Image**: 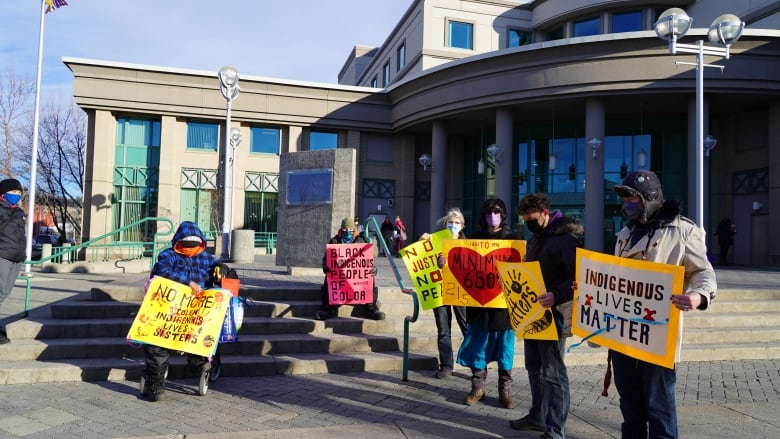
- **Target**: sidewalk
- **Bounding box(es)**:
[0,256,778,438]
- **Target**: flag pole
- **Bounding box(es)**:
[24,1,46,275]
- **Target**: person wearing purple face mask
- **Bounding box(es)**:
[0,178,27,344]
[457,198,521,409]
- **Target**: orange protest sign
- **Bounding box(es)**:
[496,260,558,340]
[573,248,684,369]
[127,276,230,357]
[442,239,525,308]
[325,243,375,305]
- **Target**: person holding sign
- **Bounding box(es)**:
[420,208,469,380]
[611,170,716,439]
[315,217,385,321]
[457,198,520,409]
[141,221,220,402]
[510,193,581,438]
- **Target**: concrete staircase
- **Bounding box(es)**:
[0,281,779,384]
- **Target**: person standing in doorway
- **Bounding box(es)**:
[715,218,736,265]
[394,215,407,255]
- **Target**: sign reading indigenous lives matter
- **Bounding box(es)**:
[442,239,525,308]
[127,277,230,357]
[400,229,452,310]
[496,261,558,340]
[326,243,375,305]
[573,248,684,369]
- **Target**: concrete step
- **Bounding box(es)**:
[715,289,780,301]
[683,327,780,344]
[684,312,780,328]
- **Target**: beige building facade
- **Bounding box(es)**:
[68,0,780,265]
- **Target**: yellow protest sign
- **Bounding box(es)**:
[325,243,375,305]
[400,229,452,310]
[442,239,525,308]
[496,260,558,340]
[127,276,230,357]
[573,248,684,369]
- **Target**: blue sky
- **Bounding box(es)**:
[0,1,411,103]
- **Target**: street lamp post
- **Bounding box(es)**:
[229,127,242,240]
[654,8,744,229]
[218,65,240,260]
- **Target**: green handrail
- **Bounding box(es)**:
[24,217,175,271]
[362,216,419,382]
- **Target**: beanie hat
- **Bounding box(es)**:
[179,235,203,248]
[0,179,22,195]
[340,217,355,229]
[613,170,664,221]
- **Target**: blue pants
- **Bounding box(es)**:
[524,338,570,439]
[611,350,678,439]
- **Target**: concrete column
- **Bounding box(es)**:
[585,99,605,253]
[495,108,513,213]
[430,121,447,230]
[688,96,710,228]
[288,125,303,152]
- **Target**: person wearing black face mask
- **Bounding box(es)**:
[0,178,27,344]
[610,170,716,439]
[316,217,385,321]
[511,193,581,438]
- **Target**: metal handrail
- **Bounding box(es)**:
[362,216,419,381]
[24,217,175,271]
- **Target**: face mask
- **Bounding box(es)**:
[486,213,502,228]
[622,200,644,221]
[526,217,545,234]
[446,222,462,238]
[340,230,354,243]
[3,193,21,206]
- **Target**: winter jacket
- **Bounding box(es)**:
[465,228,521,331]
[615,200,717,359]
[523,210,582,336]
[0,200,27,263]
[151,221,218,289]
[321,233,371,273]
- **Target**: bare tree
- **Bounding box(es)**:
[0,70,34,178]
[28,101,85,241]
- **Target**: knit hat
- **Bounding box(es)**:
[179,235,203,248]
[340,217,355,229]
[613,170,664,220]
[0,179,22,195]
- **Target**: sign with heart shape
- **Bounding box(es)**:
[442,239,525,308]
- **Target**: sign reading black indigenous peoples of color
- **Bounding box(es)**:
[573,248,684,369]
[496,260,558,340]
[127,277,230,357]
[441,239,525,308]
[326,243,374,305]
[400,229,451,310]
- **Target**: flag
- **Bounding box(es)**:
[44,0,68,14]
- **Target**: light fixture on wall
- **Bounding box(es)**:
[637,148,647,168]
[704,134,718,156]
[418,153,432,171]
[588,137,602,159]
[486,143,501,165]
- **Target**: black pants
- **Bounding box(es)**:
[143,344,208,383]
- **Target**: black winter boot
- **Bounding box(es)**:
[498,369,515,408]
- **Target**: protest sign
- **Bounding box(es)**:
[573,248,684,369]
[496,260,558,340]
[400,229,452,310]
[442,239,525,308]
[127,276,230,357]
[326,243,375,305]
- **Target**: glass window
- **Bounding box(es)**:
[397,43,406,71]
[371,76,377,88]
[508,29,532,48]
[310,130,338,151]
[448,20,473,49]
[186,121,219,151]
[547,26,564,41]
[382,61,391,86]
[250,126,281,154]
[573,16,600,37]
[612,10,643,33]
